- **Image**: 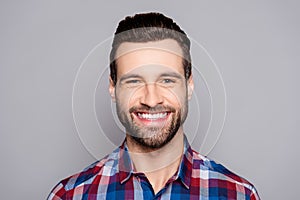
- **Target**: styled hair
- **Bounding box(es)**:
[109,12,191,85]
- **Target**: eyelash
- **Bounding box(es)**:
[161,79,175,84]
[122,78,177,87]
[125,79,141,84]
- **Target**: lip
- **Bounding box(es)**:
[132,111,172,125]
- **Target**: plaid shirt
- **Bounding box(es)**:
[48,137,260,200]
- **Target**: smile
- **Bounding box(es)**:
[137,112,168,120]
[135,112,170,121]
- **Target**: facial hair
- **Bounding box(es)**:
[116,102,188,150]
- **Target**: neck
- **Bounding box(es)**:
[126,128,185,194]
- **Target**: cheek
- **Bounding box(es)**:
[116,85,187,108]
[116,88,140,108]
[163,87,187,107]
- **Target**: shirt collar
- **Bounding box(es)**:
[176,136,193,189]
[118,136,193,189]
[118,141,134,184]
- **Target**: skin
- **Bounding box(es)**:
[109,39,194,194]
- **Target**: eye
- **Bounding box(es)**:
[161,78,175,84]
[125,79,141,84]
[121,79,144,88]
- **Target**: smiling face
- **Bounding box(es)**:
[109,39,194,149]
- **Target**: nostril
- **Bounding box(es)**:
[139,86,164,107]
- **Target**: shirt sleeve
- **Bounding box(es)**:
[250,186,261,200]
[47,182,66,200]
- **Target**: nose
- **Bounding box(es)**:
[139,83,163,107]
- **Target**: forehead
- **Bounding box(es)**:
[115,39,185,77]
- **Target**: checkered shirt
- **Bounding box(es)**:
[48,137,260,200]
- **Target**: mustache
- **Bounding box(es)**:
[129,105,176,113]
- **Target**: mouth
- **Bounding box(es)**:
[137,112,168,119]
[132,111,171,124]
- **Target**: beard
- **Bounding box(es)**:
[116,102,188,150]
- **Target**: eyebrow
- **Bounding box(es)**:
[159,72,184,79]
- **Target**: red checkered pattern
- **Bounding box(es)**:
[48,137,260,199]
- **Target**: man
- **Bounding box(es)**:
[48,12,260,199]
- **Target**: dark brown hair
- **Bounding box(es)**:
[109,12,191,85]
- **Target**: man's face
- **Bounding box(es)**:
[109,39,194,149]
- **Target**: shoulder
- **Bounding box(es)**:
[191,150,260,199]
[47,149,120,200]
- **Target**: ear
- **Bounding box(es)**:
[109,77,116,102]
[187,74,194,100]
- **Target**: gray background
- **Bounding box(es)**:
[1,1,299,199]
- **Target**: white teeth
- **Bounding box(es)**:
[137,112,167,120]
